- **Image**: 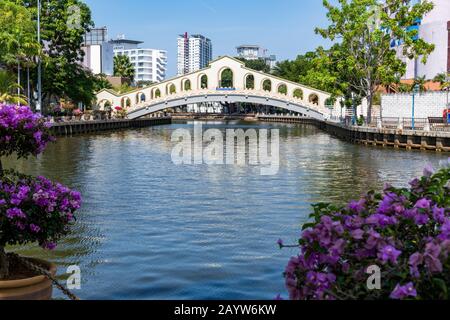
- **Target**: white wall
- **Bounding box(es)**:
[417,19,449,79]
[398,0,450,80]
[382,91,449,118]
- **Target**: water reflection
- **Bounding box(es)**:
[3,122,448,299]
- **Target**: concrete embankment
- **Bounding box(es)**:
[50,117,171,136]
[256,116,450,152]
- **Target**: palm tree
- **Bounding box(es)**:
[397,83,412,93]
[94,73,113,91]
[0,70,27,105]
[411,76,428,92]
[433,73,450,90]
[113,55,135,83]
[434,73,450,107]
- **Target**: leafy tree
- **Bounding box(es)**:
[113,83,134,94]
[316,0,435,123]
[0,1,41,70]
[93,73,113,92]
[298,46,345,97]
[272,51,318,82]
[397,82,412,93]
[114,55,135,83]
[411,76,428,92]
[237,57,271,73]
[0,70,28,105]
[19,0,94,111]
[136,80,154,88]
[434,73,450,90]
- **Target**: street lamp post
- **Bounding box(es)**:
[36,0,42,113]
[412,84,419,130]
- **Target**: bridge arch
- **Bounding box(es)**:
[136,92,146,104]
[182,79,192,91]
[308,93,319,105]
[98,99,112,110]
[151,87,161,99]
[244,73,255,90]
[166,83,176,95]
[121,96,131,109]
[277,83,288,95]
[262,79,272,92]
[127,92,325,121]
[293,88,304,100]
[219,67,234,88]
[198,74,208,89]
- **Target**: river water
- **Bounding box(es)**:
[4,121,448,299]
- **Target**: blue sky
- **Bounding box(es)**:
[83,0,333,77]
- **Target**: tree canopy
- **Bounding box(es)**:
[237,57,271,73]
[0,0,98,110]
[0,0,41,70]
[316,0,435,121]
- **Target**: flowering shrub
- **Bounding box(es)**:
[0,104,81,280]
[281,162,450,300]
[50,105,63,117]
[114,106,127,119]
[0,170,81,249]
[73,109,82,117]
[0,104,54,159]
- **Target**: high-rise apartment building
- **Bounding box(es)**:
[177,33,213,75]
[236,45,277,69]
[111,36,167,83]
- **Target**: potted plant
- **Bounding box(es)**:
[73,109,83,121]
[60,99,75,122]
[0,104,82,300]
[114,106,127,119]
[83,110,92,121]
[50,105,63,123]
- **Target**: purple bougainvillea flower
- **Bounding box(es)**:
[351,229,364,240]
[348,199,366,214]
[432,206,446,224]
[439,219,450,241]
[6,207,27,219]
[366,214,398,228]
[423,164,435,177]
[390,283,417,300]
[277,238,284,248]
[414,213,430,225]
[29,224,41,233]
[415,198,431,210]
[423,242,443,273]
[409,252,423,278]
[378,245,401,265]
[43,242,57,250]
[15,221,26,231]
[365,229,382,250]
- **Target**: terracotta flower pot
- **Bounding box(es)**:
[0,258,57,300]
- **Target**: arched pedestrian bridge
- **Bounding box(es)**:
[96,56,334,120]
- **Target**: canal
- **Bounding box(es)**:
[4,121,449,299]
